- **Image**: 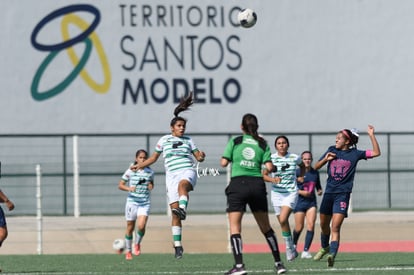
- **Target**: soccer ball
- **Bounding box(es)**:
[237,8,257,28]
[112,238,125,253]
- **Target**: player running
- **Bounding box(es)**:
[118,149,154,260]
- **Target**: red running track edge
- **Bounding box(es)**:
[244,240,414,253]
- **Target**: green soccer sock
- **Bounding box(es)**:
[172,226,182,247]
[179,195,188,209]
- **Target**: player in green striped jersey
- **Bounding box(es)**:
[263,136,305,262]
[131,92,205,259]
[118,149,154,260]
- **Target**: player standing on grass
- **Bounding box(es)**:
[0,191,14,249]
[292,151,322,259]
[118,149,154,260]
[262,136,305,262]
[0,162,15,272]
[221,113,287,275]
[313,125,380,267]
[130,92,206,259]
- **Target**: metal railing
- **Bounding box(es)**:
[0,132,413,215]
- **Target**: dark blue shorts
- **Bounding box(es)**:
[319,192,351,217]
[0,206,6,227]
[294,198,317,213]
[225,176,268,213]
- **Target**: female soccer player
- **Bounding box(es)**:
[292,151,322,259]
[0,189,14,248]
[0,187,14,273]
[263,136,304,262]
[221,113,286,275]
[313,125,380,267]
[130,92,205,259]
[118,149,154,260]
[0,162,15,272]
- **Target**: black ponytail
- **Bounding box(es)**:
[170,91,194,126]
[242,113,265,143]
[341,129,359,147]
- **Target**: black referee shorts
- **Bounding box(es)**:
[225,176,268,213]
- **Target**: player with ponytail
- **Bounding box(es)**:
[131,91,206,259]
[313,125,380,267]
[221,113,287,275]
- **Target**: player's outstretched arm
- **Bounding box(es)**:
[0,190,14,211]
[367,125,381,158]
[131,152,160,170]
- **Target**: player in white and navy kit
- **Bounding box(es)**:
[118,149,154,260]
[130,92,206,259]
[263,135,305,262]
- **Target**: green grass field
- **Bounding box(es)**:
[1,252,413,274]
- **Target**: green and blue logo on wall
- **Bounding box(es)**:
[30,4,111,101]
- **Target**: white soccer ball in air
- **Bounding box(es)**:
[238,8,257,28]
[112,238,125,253]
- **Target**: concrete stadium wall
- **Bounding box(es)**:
[1,0,414,134]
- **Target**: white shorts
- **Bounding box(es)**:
[125,201,150,221]
[271,191,298,216]
[166,168,197,204]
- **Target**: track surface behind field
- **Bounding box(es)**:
[1,211,413,255]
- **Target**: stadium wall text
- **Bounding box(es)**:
[2,0,414,133]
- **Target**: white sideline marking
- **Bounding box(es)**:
[257,266,414,273]
[5,266,414,274]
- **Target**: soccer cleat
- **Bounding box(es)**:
[275,262,287,274]
[224,264,247,275]
[313,246,329,260]
[172,208,187,220]
[125,251,132,260]
[301,251,312,259]
[134,243,141,256]
[286,247,298,262]
[327,254,335,267]
[174,246,184,259]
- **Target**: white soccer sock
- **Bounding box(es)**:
[283,235,294,249]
